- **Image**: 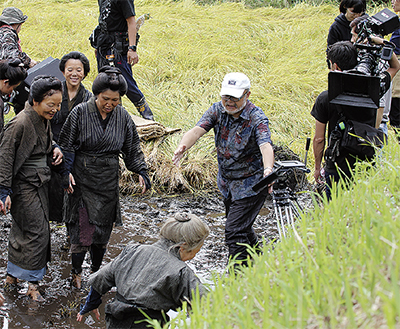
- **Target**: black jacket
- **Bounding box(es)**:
[326,13,351,52]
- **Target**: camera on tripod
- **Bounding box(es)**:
[253,139,311,240]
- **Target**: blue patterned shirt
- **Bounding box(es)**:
[196,100,272,201]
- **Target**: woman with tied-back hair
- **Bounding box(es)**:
[49,51,93,224]
[0,76,63,301]
[77,213,209,329]
[58,66,151,290]
[0,58,27,140]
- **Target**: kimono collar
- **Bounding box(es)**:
[87,96,98,114]
[154,238,182,260]
[24,102,49,127]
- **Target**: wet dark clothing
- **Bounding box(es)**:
[58,97,148,256]
[0,25,31,66]
[51,82,92,143]
[390,24,400,129]
[224,191,267,261]
[0,97,4,141]
[82,238,204,328]
[48,82,92,223]
[326,13,352,54]
[0,103,53,280]
[95,0,145,105]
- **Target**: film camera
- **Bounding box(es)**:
[329,8,399,128]
[351,8,399,76]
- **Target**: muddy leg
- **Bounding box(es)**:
[90,244,106,273]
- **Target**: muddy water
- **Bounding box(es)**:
[0,191,312,328]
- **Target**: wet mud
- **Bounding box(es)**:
[0,190,313,328]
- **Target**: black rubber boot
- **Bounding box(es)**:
[134,97,154,121]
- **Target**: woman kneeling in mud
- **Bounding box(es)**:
[77,213,209,329]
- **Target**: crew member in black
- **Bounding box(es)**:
[92,0,154,120]
[312,41,400,200]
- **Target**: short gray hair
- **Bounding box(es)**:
[160,213,210,252]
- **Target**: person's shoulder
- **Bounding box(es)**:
[245,101,267,118]
[317,89,328,99]
[311,90,329,120]
[115,104,133,120]
[71,101,88,114]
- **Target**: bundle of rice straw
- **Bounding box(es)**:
[131,115,181,141]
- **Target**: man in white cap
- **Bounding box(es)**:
[173,72,274,267]
[0,7,37,68]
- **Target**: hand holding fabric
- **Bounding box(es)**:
[52,147,63,166]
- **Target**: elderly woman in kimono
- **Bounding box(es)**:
[49,51,92,223]
[0,76,63,301]
[58,66,151,289]
[77,213,209,329]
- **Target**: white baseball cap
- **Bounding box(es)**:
[220,72,251,98]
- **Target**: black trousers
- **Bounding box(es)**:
[224,192,267,262]
[105,308,168,329]
[390,97,400,128]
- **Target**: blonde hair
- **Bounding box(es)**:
[160,213,210,252]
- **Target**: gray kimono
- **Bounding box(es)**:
[0,104,53,274]
[89,238,205,327]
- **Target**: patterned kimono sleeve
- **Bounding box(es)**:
[58,105,83,172]
[121,111,147,173]
[58,105,82,154]
[83,89,93,102]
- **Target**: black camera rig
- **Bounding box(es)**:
[253,138,311,240]
[351,8,399,77]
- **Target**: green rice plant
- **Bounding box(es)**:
[159,136,399,328]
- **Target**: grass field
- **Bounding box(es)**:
[2,0,340,192]
[1,1,399,328]
[0,0,393,192]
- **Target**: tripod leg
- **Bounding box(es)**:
[273,198,285,239]
[287,204,295,228]
[279,205,286,238]
[291,201,301,220]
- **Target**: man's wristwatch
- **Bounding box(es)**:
[128,45,137,52]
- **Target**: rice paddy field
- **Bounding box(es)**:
[4,0,341,193]
[1,0,399,328]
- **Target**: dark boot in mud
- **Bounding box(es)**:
[71,273,82,289]
[4,274,19,291]
[27,283,44,301]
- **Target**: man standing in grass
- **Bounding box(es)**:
[173,73,274,267]
[312,41,400,200]
[92,0,154,120]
